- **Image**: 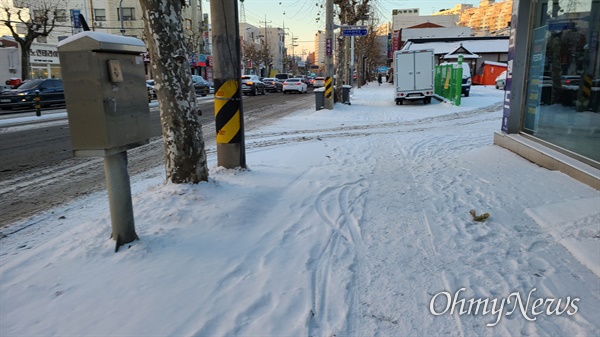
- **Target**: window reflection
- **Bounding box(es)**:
[524,0,599,161]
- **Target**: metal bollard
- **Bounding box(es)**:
[34,90,41,116]
[342,85,351,105]
[314,88,325,111]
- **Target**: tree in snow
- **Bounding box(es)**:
[243,40,272,76]
[333,0,371,99]
[139,0,209,184]
[356,17,386,85]
[0,0,67,80]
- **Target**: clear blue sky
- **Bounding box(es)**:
[205,0,481,54]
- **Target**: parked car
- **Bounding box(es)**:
[146,79,157,101]
[495,70,507,90]
[313,77,326,88]
[5,77,23,88]
[282,78,308,94]
[0,78,65,110]
[191,75,209,96]
[561,75,580,86]
[241,75,266,95]
[262,78,283,93]
[442,62,472,97]
[560,75,582,106]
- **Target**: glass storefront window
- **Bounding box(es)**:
[524,0,600,161]
[30,65,62,80]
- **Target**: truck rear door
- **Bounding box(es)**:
[414,51,434,91]
[395,52,415,92]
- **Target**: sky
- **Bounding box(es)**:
[206,0,482,55]
[1,82,599,336]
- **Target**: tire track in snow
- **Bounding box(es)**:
[307,139,374,337]
[308,178,369,336]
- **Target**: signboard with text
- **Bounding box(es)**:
[342,28,368,36]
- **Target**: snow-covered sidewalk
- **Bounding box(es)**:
[1,84,598,336]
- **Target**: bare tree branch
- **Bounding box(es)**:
[1,0,67,79]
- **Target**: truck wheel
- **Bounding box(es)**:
[465,91,469,97]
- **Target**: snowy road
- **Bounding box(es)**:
[0,93,312,228]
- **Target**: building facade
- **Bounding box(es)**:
[314,30,326,71]
[1,0,206,80]
[496,0,600,188]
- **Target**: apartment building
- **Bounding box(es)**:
[434,0,513,34]
[314,30,326,70]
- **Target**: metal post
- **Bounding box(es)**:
[211,0,246,168]
[350,35,355,87]
[34,90,41,116]
[104,151,138,252]
[324,0,334,109]
[455,54,463,106]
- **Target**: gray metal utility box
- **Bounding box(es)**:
[57,32,150,157]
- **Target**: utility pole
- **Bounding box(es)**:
[291,32,298,74]
[324,0,334,109]
[282,22,288,73]
[260,15,272,77]
[210,0,246,169]
[88,0,95,31]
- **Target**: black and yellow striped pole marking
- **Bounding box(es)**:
[325,76,333,110]
[214,79,246,168]
[575,74,592,112]
[34,91,41,117]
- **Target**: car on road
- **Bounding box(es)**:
[262,78,283,93]
[282,78,308,94]
[242,75,266,95]
[0,78,65,110]
[495,70,507,90]
[313,77,326,88]
[192,75,209,96]
[275,73,293,82]
[293,75,310,86]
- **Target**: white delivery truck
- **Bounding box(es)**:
[393,49,435,105]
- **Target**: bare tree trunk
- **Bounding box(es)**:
[335,37,345,102]
[139,0,209,183]
[21,41,32,79]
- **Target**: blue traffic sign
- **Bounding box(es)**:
[342,29,368,36]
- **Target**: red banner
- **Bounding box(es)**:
[392,30,400,52]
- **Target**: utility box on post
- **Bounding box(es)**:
[57,32,150,252]
[57,31,150,157]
